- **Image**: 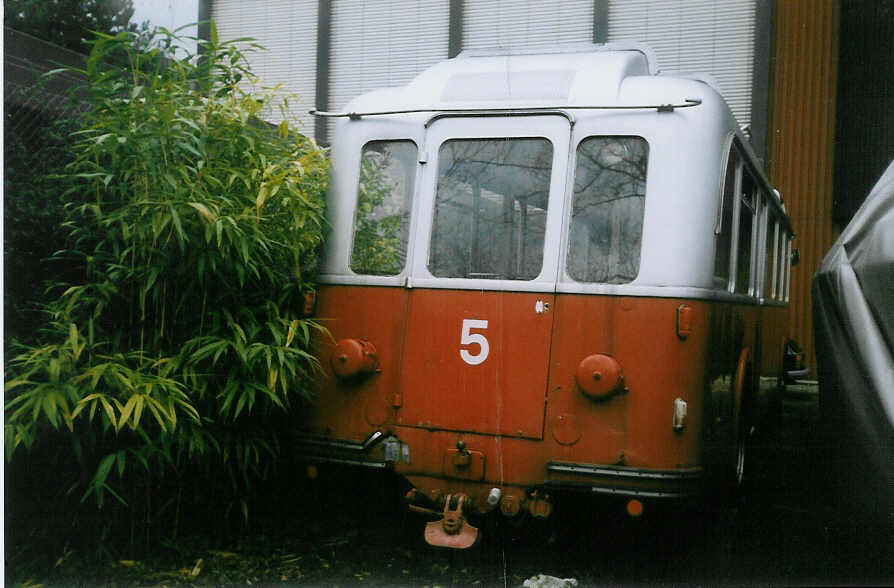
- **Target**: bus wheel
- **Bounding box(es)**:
[734,414,748,488]
[730,348,754,495]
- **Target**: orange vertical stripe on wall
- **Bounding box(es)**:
[767,0,840,375]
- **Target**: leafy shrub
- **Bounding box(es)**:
[4,24,328,553]
[4,106,77,349]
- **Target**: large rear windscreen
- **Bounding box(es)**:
[428,138,553,280]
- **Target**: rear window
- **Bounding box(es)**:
[428,137,553,280]
[567,136,648,284]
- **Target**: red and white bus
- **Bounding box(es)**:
[301,44,795,548]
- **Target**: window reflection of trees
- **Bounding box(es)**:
[735,171,756,295]
[568,137,648,284]
[429,138,553,280]
[350,141,416,275]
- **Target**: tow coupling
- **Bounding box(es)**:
[414,493,478,549]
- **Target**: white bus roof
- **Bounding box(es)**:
[340,43,720,114]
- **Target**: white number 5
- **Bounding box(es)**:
[460,319,489,366]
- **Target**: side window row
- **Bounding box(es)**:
[714,141,791,301]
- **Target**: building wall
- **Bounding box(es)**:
[212,0,319,135]
[766,0,840,373]
[605,0,759,135]
[209,0,765,145]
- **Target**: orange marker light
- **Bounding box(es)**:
[676,304,693,340]
[626,498,644,518]
[302,290,317,316]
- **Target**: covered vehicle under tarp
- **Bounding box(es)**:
[813,159,894,525]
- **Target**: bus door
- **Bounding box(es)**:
[395,115,571,440]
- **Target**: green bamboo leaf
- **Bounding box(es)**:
[132,394,145,429]
[144,396,169,432]
[280,370,289,396]
[104,482,127,506]
[5,378,33,394]
[69,322,79,356]
[177,140,203,158]
[256,184,267,217]
[167,398,177,429]
[129,448,149,471]
[233,390,248,419]
[172,395,200,423]
[95,453,116,488]
[219,36,255,45]
[218,383,236,416]
[170,204,186,246]
[118,394,140,429]
[99,396,118,430]
[71,395,91,420]
[286,319,298,347]
[42,393,59,428]
[188,202,215,223]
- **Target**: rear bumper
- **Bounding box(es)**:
[294,433,389,469]
[294,434,705,499]
[544,461,705,499]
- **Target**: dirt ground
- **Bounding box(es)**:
[9,381,894,586]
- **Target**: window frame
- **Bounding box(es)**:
[348,138,420,277]
[767,217,780,300]
[408,114,571,292]
[426,136,556,282]
[715,141,740,289]
[564,134,650,285]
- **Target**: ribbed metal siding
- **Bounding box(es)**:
[767,0,840,373]
[462,0,594,50]
[607,0,756,130]
[212,0,318,133]
[328,1,448,136]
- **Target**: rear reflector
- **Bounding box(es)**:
[676,304,693,339]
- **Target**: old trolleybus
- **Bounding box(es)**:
[301,44,795,548]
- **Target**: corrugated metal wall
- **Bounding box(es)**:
[328,0,449,137]
[209,1,765,148]
[462,0,593,50]
[213,0,318,132]
[766,0,840,373]
[606,0,757,131]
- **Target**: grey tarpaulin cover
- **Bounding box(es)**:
[813,159,894,522]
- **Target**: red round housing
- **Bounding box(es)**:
[575,353,624,399]
[331,338,379,378]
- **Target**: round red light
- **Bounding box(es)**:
[575,353,624,399]
[331,338,379,378]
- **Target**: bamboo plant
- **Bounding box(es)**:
[4,24,328,525]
